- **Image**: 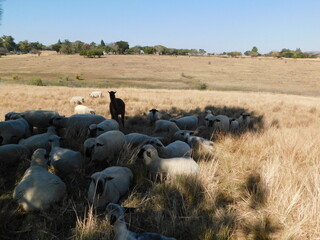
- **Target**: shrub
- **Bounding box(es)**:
[12,74,19,80]
[80,49,104,58]
[75,73,82,80]
[29,78,44,86]
[198,83,208,90]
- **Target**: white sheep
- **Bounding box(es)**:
[171,129,195,141]
[51,114,106,149]
[13,148,66,211]
[150,140,192,158]
[19,126,58,153]
[237,112,251,129]
[154,120,180,133]
[5,110,59,133]
[87,119,119,138]
[204,110,214,128]
[20,110,60,132]
[88,166,133,207]
[70,96,85,104]
[0,117,31,145]
[169,115,198,130]
[106,203,176,240]
[147,108,160,125]
[91,130,126,163]
[90,91,103,98]
[49,135,83,174]
[138,144,199,179]
[125,133,163,149]
[229,118,240,132]
[206,114,230,132]
[184,134,214,154]
[83,137,96,161]
[74,105,96,115]
[0,144,30,167]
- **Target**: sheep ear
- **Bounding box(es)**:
[97,127,104,131]
[137,148,145,158]
[96,142,104,147]
[106,177,114,181]
[156,143,162,147]
[190,131,194,135]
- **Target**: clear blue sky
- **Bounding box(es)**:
[0,0,319,53]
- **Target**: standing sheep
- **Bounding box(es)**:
[108,91,125,127]
[13,148,66,212]
[237,112,251,129]
[88,166,133,207]
[106,203,176,240]
[90,91,103,98]
[74,105,96,115]
[70,96,85,104]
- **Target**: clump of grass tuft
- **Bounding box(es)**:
[29,78,45,86]
[75,73,83,80]
[12,74,19,80]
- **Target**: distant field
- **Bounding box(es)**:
[0,53,319,96]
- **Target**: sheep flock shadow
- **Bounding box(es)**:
[0,105,279,240]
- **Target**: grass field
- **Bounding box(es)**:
[0,82,319,239]
[0,54,319,239]
[0,53,319,96]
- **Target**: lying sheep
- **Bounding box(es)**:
[83,138,96,161]
[184,135,213,150]
[0,117,31,145]
[125,133,163,149]
[70,96,85,104]
[88,166,133,207]
[51,114,106,150]
[237,112,251,129]
[91,130,126,163]
[147,109,160,125]
[229,118,239,132]
[13,148,66,211]
[204,110,214,128]
[138,144,199,178]
[206,114,230,132]
[172,130,195,141]
[90,91,103,98]
[87,119,119,138]
[154,120,180,133]
[150,140,192,158]
[0,144,30,167]
[74,105,95,115]
[5,110,59,133]
[170,116,198,130]
[106,203,176,240]
[19,126,58,153]
[49,135,83,174]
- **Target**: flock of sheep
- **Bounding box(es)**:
[0,90,251,240]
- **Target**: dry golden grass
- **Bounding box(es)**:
[0,83,319,239]
[0,54,319,95]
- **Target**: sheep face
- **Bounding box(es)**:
[88,173,114,207]
[105,203,125,225]
[31,148,49,169]
[138,144,157,165]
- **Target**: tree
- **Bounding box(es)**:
[115,41,129,54]
[1,35,16,51]
[100,40,105,47]
[198,49,206,55]
[60,39,73,54]
[51,40,62,53]
[18,40,31,53]
[252,46,258,53]
[72,41,84,53]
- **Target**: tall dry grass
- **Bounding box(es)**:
[0,83,319,239]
